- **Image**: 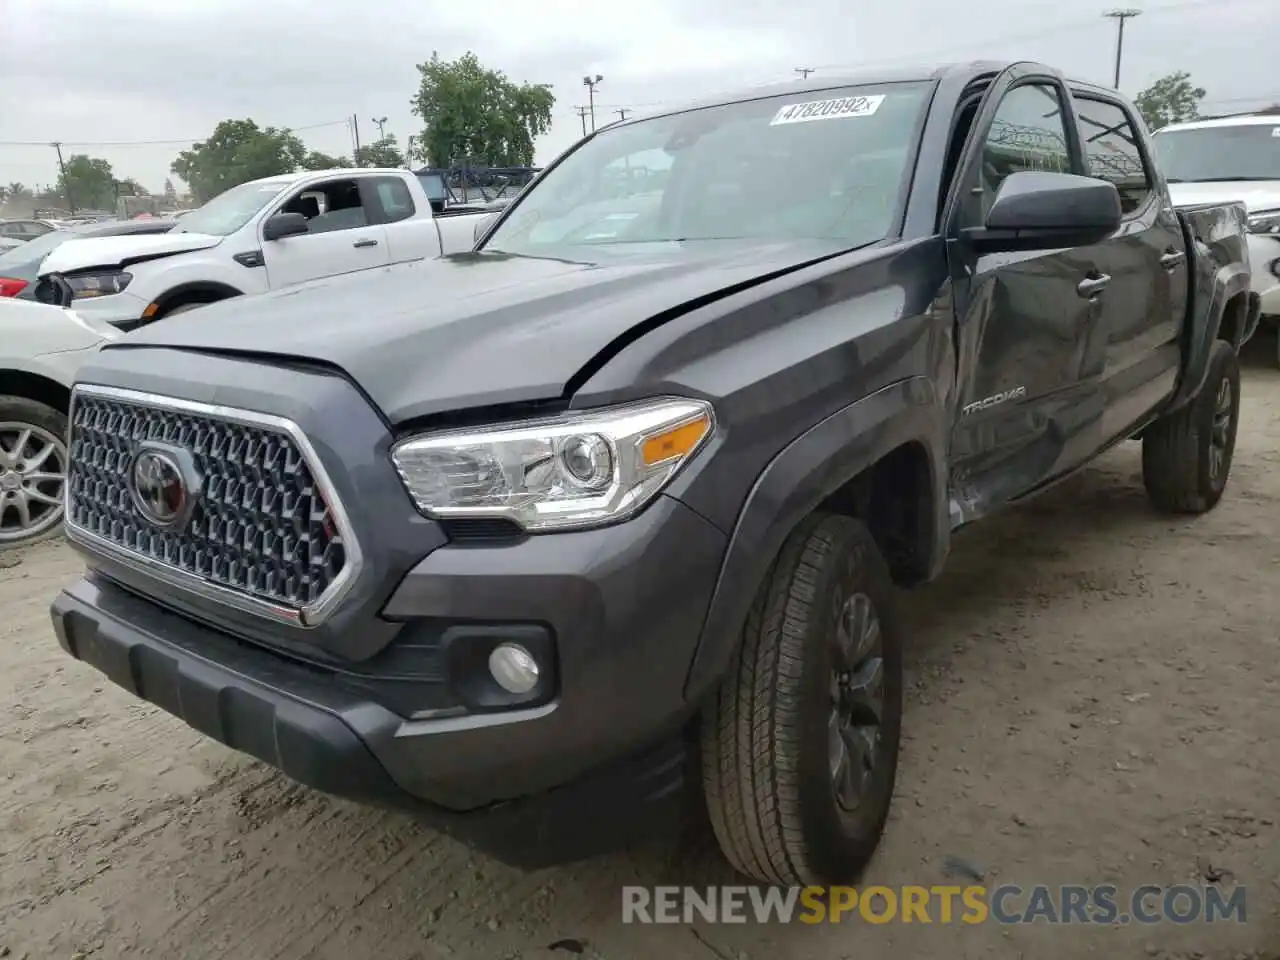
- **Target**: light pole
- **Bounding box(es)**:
[371,116,388,140]
[1104,9,1142,89]
[583,74,603,132]
[795,67,815,79]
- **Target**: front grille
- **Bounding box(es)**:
[67,390,350,617]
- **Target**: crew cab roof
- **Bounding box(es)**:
[621,61,1114,123]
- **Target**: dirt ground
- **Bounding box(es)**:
[3,343,1280,960]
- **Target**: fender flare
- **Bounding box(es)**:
[682,376,950,701]
[1168,259,1252,411]
[153,281,244,315]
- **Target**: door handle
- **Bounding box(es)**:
[1160,249,1186,270]
[1076,273,1112,299]
[353,238,378,248]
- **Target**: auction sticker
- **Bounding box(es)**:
[770,95,885,126]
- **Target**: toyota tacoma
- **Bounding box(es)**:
[50,61,1258,885]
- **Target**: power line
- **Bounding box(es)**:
[0,119,351,148]
[805,0,1260,73]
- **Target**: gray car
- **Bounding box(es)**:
[0,219,177,301]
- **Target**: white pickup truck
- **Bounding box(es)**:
[35,168,493,330]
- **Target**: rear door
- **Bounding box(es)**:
[363,176,437,263]
[945,64,1109,519]
[260,176,389,289]
[1069,91,1186,439]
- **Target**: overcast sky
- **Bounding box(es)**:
[4,0,1278,196]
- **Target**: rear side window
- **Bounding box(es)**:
[1074,96,1152,215]
[979,83,1072,215]
[372,178,416,224]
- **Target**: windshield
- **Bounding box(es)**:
[1152,123,1280,182]
[175,179,293,236]
[484,81,932,257]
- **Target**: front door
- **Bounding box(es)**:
[946,68,1109,523]
[261,176,390,289]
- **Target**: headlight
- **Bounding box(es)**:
[64,271,131,299]
[1247,210,1280,236]
[391,397,715,531]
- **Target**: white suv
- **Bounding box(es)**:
[1152,114,1280,358]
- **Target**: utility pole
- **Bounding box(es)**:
[614,108,630,121]
[575,106,590,137]
[1104,9,1142,89]
[795,67,815,79]
[351,114,362,165]
[371,116,388,140]
[50,141,75,214]
[405,135,416,168]
[583,74,603,132]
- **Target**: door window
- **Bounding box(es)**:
[371,177,416,224]
[278,178,371,234]
[979,83,1073,215]
[1073,96,1153,215]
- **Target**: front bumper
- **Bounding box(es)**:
[52,493,726,865]
[1248,233,1280,317]
[53,289,151,329]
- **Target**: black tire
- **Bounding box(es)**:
[0,395,69,549]
[1142,339,1241,514]
[700,513,903,885]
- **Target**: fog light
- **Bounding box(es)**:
[488,643,540,694]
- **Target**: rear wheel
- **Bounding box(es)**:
[0,396,68,549]
[1142,339,1240,514]
[700,513,903,885]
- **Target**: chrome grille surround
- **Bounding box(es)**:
[63,383,364,628]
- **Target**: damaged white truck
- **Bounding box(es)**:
[34,168,492,331]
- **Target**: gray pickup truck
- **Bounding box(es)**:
[49,60,1258,886]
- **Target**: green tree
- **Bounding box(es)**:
[6,183,28,200]
[117,177,147,197]
[355,135,403,168]
[163,178,177,202]
[1134,71,1206,131]
[171,119,307,202]
[301,150,350,171]
[412,51,554,167]
[58,155,116,210]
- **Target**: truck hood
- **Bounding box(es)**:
[39,231,222,275]
[1167,180,1280,214]
[110,239,850,423]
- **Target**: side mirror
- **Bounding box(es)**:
[969,171,1122,253]
[262,212,309,242]
[473,213,499,245]
[428,198,446,215]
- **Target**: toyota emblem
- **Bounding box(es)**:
[130,449,188,528]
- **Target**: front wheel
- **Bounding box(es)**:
[0,396,69,549]
[700,514,903,885]
[1142,339,1241,514]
